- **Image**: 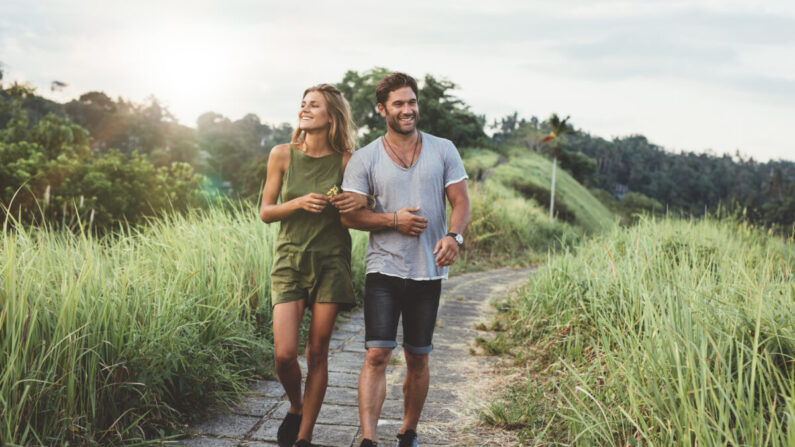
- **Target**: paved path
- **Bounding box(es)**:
[179,267,532,447]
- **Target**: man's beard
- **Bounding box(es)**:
[387,112,418,135]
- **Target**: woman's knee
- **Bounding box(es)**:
[305,342,329,368]
[274,348,298,369]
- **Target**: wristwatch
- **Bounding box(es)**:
[446,232,464,246]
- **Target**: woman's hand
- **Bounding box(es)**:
[295,193,330,213]
[330,191,368,214]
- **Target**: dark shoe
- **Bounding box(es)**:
[359,439,378,447]
[277,412,301,447]
[294,440,313,447]
[396,429,418,447]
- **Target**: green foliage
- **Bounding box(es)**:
[541,113,575,158]
[416,75,489,148]
[336,67,489,148]
[0,103,92,220]
[568,133,795,230]
[0,203,368,445]
[64,93,201,167]
[621,191,664,215]
[197,112,292,197]
[591,188,665,224]
[337,67,392,143]
[557,147,597,184]
[0,89,206,231]
[492,113,794,231]
[57,150,205,229]
[481,217,794,445]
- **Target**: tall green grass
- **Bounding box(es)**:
[481,217,794,445]
[0,205,367,445]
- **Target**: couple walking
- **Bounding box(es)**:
[259,72,470,447]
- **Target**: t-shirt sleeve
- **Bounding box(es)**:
[443,141,469,187]
[341,150,372,195]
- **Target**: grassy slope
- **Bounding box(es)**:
[479,217,794,445]
[455,146,614,271]
[490,146,614,233]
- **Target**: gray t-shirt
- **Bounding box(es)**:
[342,132,468,280]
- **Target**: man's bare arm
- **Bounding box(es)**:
[341,207,428,235]
[446,180,471,236]
[433,180,471,266]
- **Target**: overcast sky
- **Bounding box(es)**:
[1,0,794,161]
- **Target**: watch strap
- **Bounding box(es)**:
[446,232,463,245]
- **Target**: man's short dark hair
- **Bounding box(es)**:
[376,72,419,106]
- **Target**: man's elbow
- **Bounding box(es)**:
[340,213,355,229]
[340,211,370,230]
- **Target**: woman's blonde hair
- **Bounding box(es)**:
[291,84,356,154]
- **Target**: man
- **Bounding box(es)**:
[340,72,470,447]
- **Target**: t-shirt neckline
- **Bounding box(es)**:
[381,132,424,171]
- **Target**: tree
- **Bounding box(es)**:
[1,83,205,231]
[557,148,597,184]
[197,111,292,197]
[540,114,575,222]
[0,83,92,223]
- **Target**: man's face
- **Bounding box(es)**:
[378,86,419,135]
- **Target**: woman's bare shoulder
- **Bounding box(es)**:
[271,143,292,156]
[266,144,292,174]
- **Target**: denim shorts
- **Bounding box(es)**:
[363,272,442,354]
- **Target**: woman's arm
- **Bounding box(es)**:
[330,151,369,213]
[259,144,330,223]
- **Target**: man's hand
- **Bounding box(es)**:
[330,191,367,214]
[396,207,428,236]
[433,235,459,267]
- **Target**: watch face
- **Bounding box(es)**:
[454,234,463,245]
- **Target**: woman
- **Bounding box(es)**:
[259,84,366,447]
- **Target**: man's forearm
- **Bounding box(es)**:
[340,209,395,231]
[448,200,471,235]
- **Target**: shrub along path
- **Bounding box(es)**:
[179,267,532,447]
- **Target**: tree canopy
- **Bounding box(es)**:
[336,67,489,148]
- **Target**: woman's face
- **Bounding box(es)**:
[298,91,331,132]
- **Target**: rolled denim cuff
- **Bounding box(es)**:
[403,342,433,355]
[365,340,398,350]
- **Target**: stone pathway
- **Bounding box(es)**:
[178,267,532,447]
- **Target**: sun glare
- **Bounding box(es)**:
[117,23,245,120]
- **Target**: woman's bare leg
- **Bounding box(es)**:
[273,299,306,415]
[296,302,339,441]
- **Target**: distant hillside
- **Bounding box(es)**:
[461,147,615,233]
[492,114,794,230]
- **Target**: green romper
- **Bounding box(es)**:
[270,146,356,310]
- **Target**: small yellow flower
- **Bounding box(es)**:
[326,185,339,197]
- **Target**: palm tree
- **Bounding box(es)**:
[541,114,575,223]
